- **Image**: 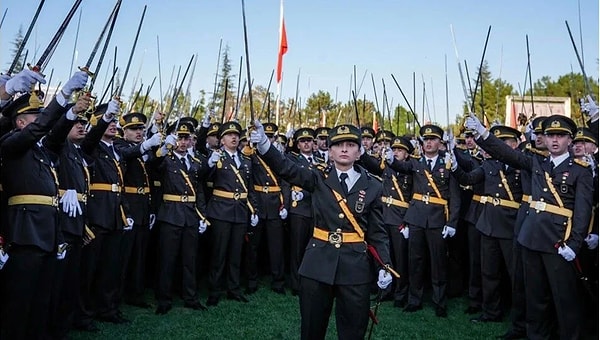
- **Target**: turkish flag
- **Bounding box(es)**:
[276,3,287,83]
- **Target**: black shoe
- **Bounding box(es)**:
[403,304,422,313]
[73,322,100,333]
[393,300,406,308]
[155,305,172,315]
[184,302,208,311]
[471,314,502,323]
[97,314,130,324]
[272,287,286,295]
[496,330,526,339]
[227,292,249,303]
[464,306,482,314]
[206,296,220,306]
[127,300,152,309]
[435,306,448,318]
[245,287,258,295]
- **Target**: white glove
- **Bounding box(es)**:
[207,150,221,168]
[377,269,393,289]
[274,141,285,154]
[446,131,455,151]
[400,225,409,239]
[198,220,208,234]
[285,127,294,139]
[250,120,270,154]
[4,69,46,95]
[61,71,89,97]
[201,110,211,128]
[124,217,134,231]
[583,95,599,119]
[164,134,177,147]
[59,189,83,218]
[0,74,11,87]
[557,244,576,261]
[585,234,599,250]
[279,208,288,220]
[465,113,487,137]
[291,190,304,202]
[385,148,394,164]
[141,132,163,152]
[0,248,9,270]
[441,225,456,238]
[250,214,259,227]
[103,99,121,122]
[149,213,156,230]
[56,243,68,260]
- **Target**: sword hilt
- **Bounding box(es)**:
[78,66,95,77]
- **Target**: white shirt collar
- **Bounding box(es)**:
[335,167,360,192]
[550,152,570,167]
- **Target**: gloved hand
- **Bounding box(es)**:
[446,131,455,151]
[465,113,487,138]
[291,190,304,202]
[60,189,83,218]
[446,152,458,171]
[61,71,89,98]
[285,127,294,139]
[0,248,9,270]
[201,110,211,128]
[207,150,221,168]
[582,95,599,120]
[250,214,259,227]
[57,243,68,260]
[279,207,288,220]
[164,134,177,148]
[399,225,409,239]
[103,99,121,122]
[141,132,163,152]
[585,234,599,250]
[441,225,456,238]
[149,213,156,230]
[4,69,46,95]
[124,218,134,231]
[198,220,208,234]
[385,148,394,164]
[377,269,393,289]
[250,120,270,154]
[557,244,576,261]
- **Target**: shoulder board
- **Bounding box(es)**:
[410,154,420,159]
[191,156,201,163]
[290,151,299,156]
[240,154,251,160]
[369,153,379,158]
[574,158,590,168]
[368,173,383,182]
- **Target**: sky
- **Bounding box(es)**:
[1,0,598,127]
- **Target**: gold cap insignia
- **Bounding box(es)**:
[229,123,236,130]
[551,120,560,128]
[266,126,273,131]
[337,125,350,134]
[132,117,139,123]
[425,127,432,134]
[181,124,189,131]
[302,131,310,136]
[494,129,501,136]
[576,130,583,136]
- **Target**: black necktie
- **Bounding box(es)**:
[307,157,312,164]
[339,173,349,196]
[108,144,116,160]
[232,154,238,168]
[180,157,188,170]
[427,159,433,171]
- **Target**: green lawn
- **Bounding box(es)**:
[71,284,510,340]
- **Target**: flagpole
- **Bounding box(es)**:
[275,0,287,126]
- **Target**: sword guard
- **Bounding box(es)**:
[27,63,45,77]
[78,66,95,77]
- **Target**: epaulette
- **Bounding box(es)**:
[367,172,383,182]
[290,151,299,157]
[240,153,251,160]
[574,158,590,168]
[410,154,420,159]
[241,146,255,156]
[525,143,549,157]
[191,156,201,163]
[455,145,467,150]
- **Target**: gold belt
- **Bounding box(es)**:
[522,195,532,204]
[90,183,121,192]
[58,189,88,203]
[479,196,520,209]
[8,194,59,207]
[253,185,281,193]
[472,194,482,202]
[413,193,447,206]
[125,186,150,195]
[163,194,196,203]
[530,200,573,218]
[381,196,409,208]
[212,189,248,200]
[313,227,364,248]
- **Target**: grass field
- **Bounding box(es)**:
[70,281,510,340]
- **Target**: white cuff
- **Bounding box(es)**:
[65,108,78,121]
[56,92,69,107]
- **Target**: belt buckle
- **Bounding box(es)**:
[534,201,546,212]
[52,196,59,207]
[328,229,342,248]
[233,192,241,200]
[111,184,119,192]
[480,196,487,204]
[181,195,189,203]
[80,194,88,203]
[137,187,145,195]
[385,196,393,206]
[263,186,269,193]
[422,193,430,204]
[492,197,500,206]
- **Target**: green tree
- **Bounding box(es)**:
[214,45,236,122]
[7,26,25,73]
[464,60,514,126]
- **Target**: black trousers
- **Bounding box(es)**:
[1,245,55,340]
[121,224,150,304]
[407,226,448,308]
[522,247,582,340]
[245,217,285,290]
[508,240,526,334]
[386,223,409,303]
[208,219,246,296]
[466,222,482,308]
[480,234,512,319]
[156,222,199,307]
[299,276,370,340]
[289,214,313,292]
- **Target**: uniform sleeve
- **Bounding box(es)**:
[359,153,384,176]
[568,168,594,253]
[366,182,391,266]
[260,144,319,192]
[451,164,485,186]
[477,134,532,171]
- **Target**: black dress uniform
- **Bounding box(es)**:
[154,121,208,313]
[453,125,524,322]
[0,93,72,339]
[476,115,593,340]
[259,124,391,340]
[388,125,461,316]
[359,136,413,307]
[205,122,258,305]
